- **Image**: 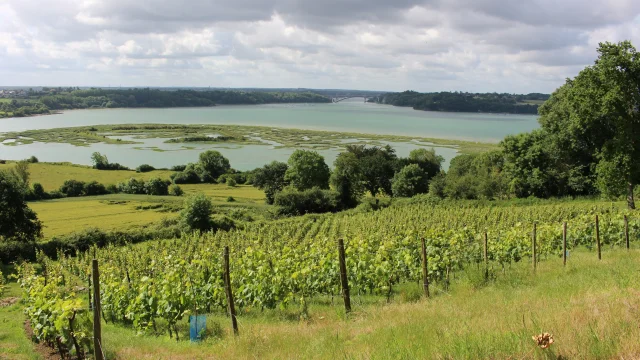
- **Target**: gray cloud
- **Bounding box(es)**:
[0,0,639,92]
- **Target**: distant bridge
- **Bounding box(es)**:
[331,95,383,103]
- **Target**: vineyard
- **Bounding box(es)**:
[15,199,640,358]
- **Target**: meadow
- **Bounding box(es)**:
[0,162,266,238]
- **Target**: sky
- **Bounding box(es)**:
[1,0,639,93]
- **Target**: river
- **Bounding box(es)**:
[0,98,539,170]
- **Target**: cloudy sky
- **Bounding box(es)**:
[1,0,639,93]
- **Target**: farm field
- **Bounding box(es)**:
[0,162,266,237]
[5,197,640,359]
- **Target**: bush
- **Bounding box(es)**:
[0,241,37,263]
[60,179,86,197]
[117,178,146,194]
[136,164,156,173]
[169,184,184,196]
[428,173,447,198]
[27,156,39,163]
[171,165,201,184]
[83,181,108,196]
[226,196,235,202]
[171,165,187,172]
[145,178,169,196]
[32,183,46,199]
[180,193,213,231]
[106,184,118,194]
[227,178,237,187]
[274,187,340,216]
[211,215,236,232]
[47,190,66,199]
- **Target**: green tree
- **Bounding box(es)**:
[537,41,640,208]
[180,193,213,231]
[145,178,169,196]
[284,150,330,191]
[253,161,289,204]
[198,150,231,181]
[0,170,42,242]
[330,152,364,208]
[346,145,397,196]
[91,152,109,169]
[13,161,30,187]
[392,164,429,197]
[407,148,444,179]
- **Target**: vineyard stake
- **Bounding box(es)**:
[483,232,489,280]
[532,223,537,271]
[223,246,239,335]
[596,215,601,260]
[88,275,92,311]
[92,259,104,360]
[625,215,630,250]
[562,222,567,266]
[337,239,352,313]
[421,238,430,298]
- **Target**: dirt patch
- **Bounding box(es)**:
[23,319,63,360]
[0,297,19,307]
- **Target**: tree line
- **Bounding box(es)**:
[373,91,548,114]
[0,88,331,118]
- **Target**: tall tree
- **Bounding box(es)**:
[253,161,289,204]
[330,152,364,208]
[538,41,640,208]
[346,145,397,196]
[0,170,42,242]
[199,150,231,180]
[284,150,330,191]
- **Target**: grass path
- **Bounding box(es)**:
[0,283,41,360]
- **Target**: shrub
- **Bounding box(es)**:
[29,182,46,200]
[180,193,213,231]
[47,190,66,199]
[274,187,340,216]
[27,155,39,163]
[211,215,236,232]
[83,181,108,196]
[227,178,237,187]
[136,164,155,173]
[60,179,86,197]
[0,240,37,263]
[169,184,184,196]
[428,173,447,198]
[226,196,235,202]
[171,165,187,172]
[145,178,169,196]
[117,178,146,194]
[171,165,201,184]
[106,184,118,194]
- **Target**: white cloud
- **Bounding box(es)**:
[0,0,639,93]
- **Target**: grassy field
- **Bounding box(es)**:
[0,162,266,237]
[3,248,638,359]
[0,162,174,191]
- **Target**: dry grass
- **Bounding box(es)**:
[98,249,640,359]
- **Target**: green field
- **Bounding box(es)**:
[0,162,266,238]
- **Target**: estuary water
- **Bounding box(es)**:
[0,98,539,170]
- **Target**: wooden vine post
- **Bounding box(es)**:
[92,259,104,360]
[223,246,239,335]
[532,223,537,271]
[562,222,567,266]
[595,215,601,260]
[337,239,352,313]
[483,232,489,280]
[625,215,630,250]
[421,238,430,298]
